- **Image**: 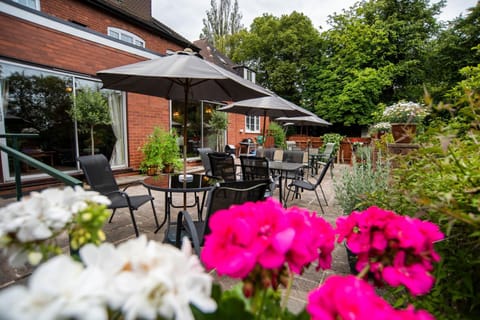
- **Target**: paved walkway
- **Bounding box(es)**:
[0,163,351,313]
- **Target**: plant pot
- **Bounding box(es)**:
[162,164,174,173]
[146,166,158,176]
[391,123,417,143]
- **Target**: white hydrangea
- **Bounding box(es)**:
[0,236,217,320]
[0,186,110,242]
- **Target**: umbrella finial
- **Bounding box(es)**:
[177,48,203,59]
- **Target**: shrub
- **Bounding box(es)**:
[334,146,390,215]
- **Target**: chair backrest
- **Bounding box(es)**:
[322,143,335,158]
[313,157,334,188]
[78,154,119,194]
[263,148,276,161]
[240,156,270,181]
[208,152,236,181]
[203,179,269,236]
[197,147,213,175]
[282,150,304,163]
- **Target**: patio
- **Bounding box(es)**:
[0,162,351,314]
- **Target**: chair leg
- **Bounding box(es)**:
[109,209,116,223]
[319,185,328,206]
[128,208,140,237]
[314,190,325,214]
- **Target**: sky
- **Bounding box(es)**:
[152,0,478,42]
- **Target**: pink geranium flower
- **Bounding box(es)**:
[307,275,394,320]
[335,206,444,295]
[201,198,335,282]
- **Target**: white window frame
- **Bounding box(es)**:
[107,27,145,48]
[245,115,260,133]
[12,0,40,10]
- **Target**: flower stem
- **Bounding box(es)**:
[281,267,294,310]
[357,264,370,279]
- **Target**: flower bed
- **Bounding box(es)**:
[0,191,443,319]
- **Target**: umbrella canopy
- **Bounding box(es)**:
[275,115,331,127]
[218,95,311,138]
[97,50,270,207]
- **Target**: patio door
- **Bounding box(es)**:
[0,60,127,181]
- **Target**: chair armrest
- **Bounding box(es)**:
[176,210,201,256]
[121,181,143,191]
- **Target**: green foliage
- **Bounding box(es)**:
[334,147,391,215]
[303,0,443,126]
[230,12,321,104]
[69,87,111,155]
[200,0,243,55]
[139,127,182,173]
[208,109,228,151]
[365,88,480,318]
[192,283,309,320]
[320,133,344,155]
[268,122,286,149]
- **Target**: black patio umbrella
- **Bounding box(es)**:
[218,95,312,139]
[97,50,270,207]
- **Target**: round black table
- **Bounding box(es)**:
[142,174,214,234]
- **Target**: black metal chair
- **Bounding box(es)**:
[285,157,334,214]
[197,147,213,176]
[166,179,270,255]
[78,154,159,237]
[208,152,237,182]
[239,155,276,196]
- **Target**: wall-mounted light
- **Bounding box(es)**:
[239,129,243,133]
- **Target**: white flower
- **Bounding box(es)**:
[0,255,108,320]
[0,186,111,265]
[81,236,217,320]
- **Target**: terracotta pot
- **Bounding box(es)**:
[162,164,174,173]
[391,123,417,143]
[146,166,158,176]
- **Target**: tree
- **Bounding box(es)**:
[207,109,228,152]
[424,2,480,101]
[69,88,111,155]
[230,12,321,105]
[200,0,243,55]
[303,0,444,127]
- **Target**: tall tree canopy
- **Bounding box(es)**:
[230,12,321,105]
[200,0,243,55]
[303,0,444,127]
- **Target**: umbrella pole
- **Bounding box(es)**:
[182,82,189,210]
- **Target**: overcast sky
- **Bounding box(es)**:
[153,0,477,42]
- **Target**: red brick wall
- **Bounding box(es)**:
[40,0,183,54]
[0,3,183,169]
[226,113,269,153]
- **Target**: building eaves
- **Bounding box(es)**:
[86,0,199,51]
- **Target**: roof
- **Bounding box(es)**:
[193,39,238,72]
[87,0,199,51]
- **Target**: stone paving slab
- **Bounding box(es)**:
[0,164,352,313]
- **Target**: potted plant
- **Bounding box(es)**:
[69,87,111,155]
[139,127,182,175]
[368,122,391,139]
[382,101,429,143]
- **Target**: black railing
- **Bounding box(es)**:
[0,133,82,200]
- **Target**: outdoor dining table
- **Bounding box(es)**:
[142,174,214,235]
[268,161,306,207]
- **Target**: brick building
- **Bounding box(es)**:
[0,0,265,190]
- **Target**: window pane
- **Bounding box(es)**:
[121,33,133,43]
[109,30,119,39]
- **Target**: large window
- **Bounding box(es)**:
[245,115,260,133]
[108,27,145,48]
[0,61,127,179]
[171,100,224,156]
